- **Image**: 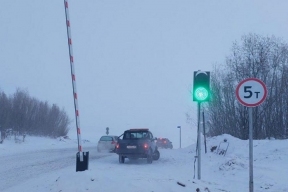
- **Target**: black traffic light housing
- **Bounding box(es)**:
[193,71,210,102]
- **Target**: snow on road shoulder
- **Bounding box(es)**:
[0,135,95,156]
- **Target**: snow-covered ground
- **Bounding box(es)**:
[1,134,287,192]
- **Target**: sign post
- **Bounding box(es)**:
[236,78,267,192]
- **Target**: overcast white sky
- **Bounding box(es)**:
[1,1,288,146]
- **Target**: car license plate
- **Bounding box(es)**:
[127,146,136,149]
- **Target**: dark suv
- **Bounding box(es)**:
[156,138,173,149]
[115,129,160,164]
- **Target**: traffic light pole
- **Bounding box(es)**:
[203,111,207,154]
[197,102,201,180]
[192,70,210,180]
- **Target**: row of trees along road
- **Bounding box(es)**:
[0,89,70,138]
[206,33,288,140]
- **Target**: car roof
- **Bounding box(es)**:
[125,129,150,133]
[128,128,149,131]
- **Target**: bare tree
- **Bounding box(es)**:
[0,91,11,129]
[0,88,71,138]
[206,33,288,139]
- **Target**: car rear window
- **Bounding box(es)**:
[123,131,149,140]
[100,136,113,141]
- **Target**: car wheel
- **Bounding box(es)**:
[153,149,160,160]
[119,155,125,164]
[147,149,153,164]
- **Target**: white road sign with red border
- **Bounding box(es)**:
[236,78,267,107]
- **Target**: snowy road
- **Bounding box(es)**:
[1,136,288,192]
[0,147,112,191]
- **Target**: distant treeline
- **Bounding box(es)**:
[206,33,288,140]
[0,89,70,138]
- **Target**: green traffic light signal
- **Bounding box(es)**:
[193,71,210,102]
[194,87,209,101]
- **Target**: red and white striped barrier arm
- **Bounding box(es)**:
[64,0,83,154]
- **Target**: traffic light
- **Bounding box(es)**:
[193,71,210,102]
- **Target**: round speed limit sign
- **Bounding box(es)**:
[236,78,267,107]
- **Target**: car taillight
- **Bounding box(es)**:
[143,143,148,149]
[116,144,120,149]
[164,141,166,143]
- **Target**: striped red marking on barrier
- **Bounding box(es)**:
[64,0,84,154]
